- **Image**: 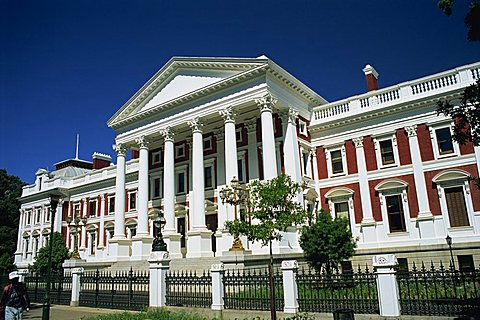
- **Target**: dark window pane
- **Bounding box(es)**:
[458,255,474,272]
[154,178,161,198]
[129,193,136,210]
[205,166,213,188]
[445,186,469,227]
[109,197,115,213]
[177,172,185,194]
[380,140,395,165]
[237,159,244,182]
[331,150,343,174]
[386,195,406,232]
[436,128,454,154]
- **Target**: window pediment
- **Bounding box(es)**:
[325,187,354,199]
[432,170,470,184]
[375,179,408,192]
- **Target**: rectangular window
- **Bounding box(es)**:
[379,140,395,165]
[445,186,469,227]
[90,233,96,255]
[299,120,308,136]
[435,128,454,155]
[151,150,161,165]
[177,172,185,194]
[237,159,245,182]
[203,137,212,151]
[36,208,41,224]
[74,204,81,216]
[204,166,213,189]
[129,192,136,211]
[109,197,115,214]
[153,178,161,198]
[236,128,243,143]
[175,145,185,158]
[397,258,409,273]
[45,207,50,222]
[303,152,309,174]
[89,201,96,217]
[386,194,406,232]
[177,217,186,248]
[331,150,344,174]
[458,255,474,272]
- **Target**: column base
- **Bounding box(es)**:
[186,229,213,258]
[131,236,154,261]
[108,238,132,261]
[361,218,377,243]
[416,211,436,238]
[163,232,182,259]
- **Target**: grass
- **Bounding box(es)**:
[81,308,213,320]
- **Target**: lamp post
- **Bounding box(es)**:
[152,212,167,252]
[445,235,456,271]
[219,176,247,251]
[66,212,87,259]
[42,188,67,320]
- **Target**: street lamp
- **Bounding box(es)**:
[152,212,167,252]
[65,213,87,259]
[219,176,247,251]
[445,235,456,271]
[42,188,67,320]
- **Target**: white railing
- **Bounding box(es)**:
[312,62,480,125]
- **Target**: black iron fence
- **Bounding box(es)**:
[79,268,149,311]
[24,271,72,305]
[296,265,379,314]
[397,261,480,317]
[223,267,284,311]
[165,270,212,308]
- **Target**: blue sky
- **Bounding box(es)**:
[1,0,478,184]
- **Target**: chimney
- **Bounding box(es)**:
[363,64,379,92]
[92,152,112,170]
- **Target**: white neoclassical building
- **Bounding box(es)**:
[15,56,480,271]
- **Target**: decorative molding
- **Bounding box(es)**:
[160,127,175,142]
[219,106,236,123]
[135,135,150,149]
[112,144,128,157]
[405,125,417,137]
[245,119,257,133]
[281,260,298,269]
[353,137,364,148]
[255,93,277,113]
[187,117,204,133]
[213,129,225,141]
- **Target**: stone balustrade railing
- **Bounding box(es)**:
[312,62,480,125]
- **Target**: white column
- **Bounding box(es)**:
[135,136,150,236]
[281,260,299,315]
[373,254,401,317]
[211,263,224,312]
[353,137,377,242]
[149,251,171,307]
[81,200,87,251]
[311,148,321,203]
[54,201,63,233]
[14,210,24,264]
[186,118,212,258]
[405,125,435,238]
[160,127,182,259]
[220,106,239,223]
[282,108,302,183]
[255,94,278,180]
[70,267,84,307]
[112,143,127,239]
[245,120,259,180]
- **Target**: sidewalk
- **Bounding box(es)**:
[23,304,134,320]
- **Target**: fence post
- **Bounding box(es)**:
[211,263,224,316]
[148,251,171,307]
[281,260,299,315]
[70,267,84,307]
[373,254,400,317]
[18,269,29,283]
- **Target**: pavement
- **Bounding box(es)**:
[23,303,135,320]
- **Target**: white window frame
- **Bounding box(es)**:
[433,170,476,232]
[299,119,308,136]
[325,144,347,177]
[150,172,162,199]
[35,207,42,224]
[126,220,137,239]
[89,199,97,217]
[175,165,188,195]
[237,151,247,183]
[375,180,410,236]
[236,127,244,144]
[108,195,115,215]
[324,187,356,234]
[204,158,216,190]
[128,190,137,212]
[300,145,312,178]
[175,144,185,159]
[429,122,460,159]
[373,133,400,169]
[203,136,213,152]
[151,150,162,165]
[87,227,97,256]
[44,206,50,223]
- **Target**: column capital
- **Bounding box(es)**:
[213,130,225,141]
[135,135,150,149]
[353,137,364,148]
[187,117,204,133]
[245,119,257,133]
[255,93,277,113]
[309,147,317,157]
[112,144,128,157]
[160,127,175,142]
[405,125,417,137]
[281,107,298,125]
[219,106,236,123]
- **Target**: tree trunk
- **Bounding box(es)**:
[268,240,276,320]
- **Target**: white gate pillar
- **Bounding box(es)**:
[211,263,224,313]
[149,251,171,307]
[373,254,401,317]
[70,267,84,307]
[281,260,299,315]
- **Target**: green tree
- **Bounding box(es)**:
[300,209,356,274]
[224,174,311,320]
[438,0,480,41]
[0,169,26,273]
[31,232,70,275]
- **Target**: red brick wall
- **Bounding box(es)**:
[320,183,363,223]
[417,124,434,161]
[316,146,328,179]
[131,149,139,159]
[368,180,382,222]
[345,140,358,174]
[363,136,378,171]
[460,141,475,155]
[396,128,412,165]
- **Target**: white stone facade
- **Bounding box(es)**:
[15,57,480,270]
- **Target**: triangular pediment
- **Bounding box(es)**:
[108,57,269,128]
